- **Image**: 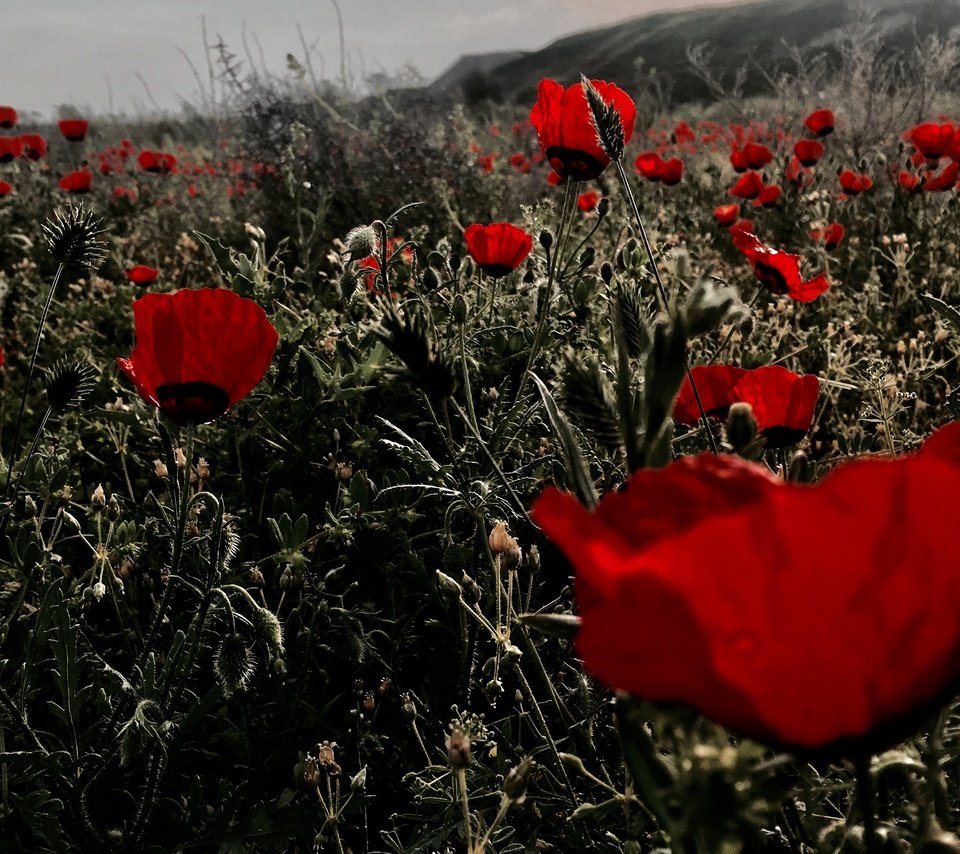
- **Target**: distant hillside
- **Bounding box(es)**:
[428,0,960,105]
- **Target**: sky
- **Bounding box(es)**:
[1,0,739,118]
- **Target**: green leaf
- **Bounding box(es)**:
[924,292,960,338]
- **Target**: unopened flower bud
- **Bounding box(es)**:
[436,570,462,600]
[23,495,37,519]
[489,521,522,568]
[449,252,461,274]
[303,757,322,787]
[107,494,120,521]
[725,402,757,454]
[92,581,107,601]
[503,756,534,803]
[446,726,472,768]
[196,457,210,481]
[91,484,106,513]
[527,544,540,573]
[421,267,439,291]
[344,224,376,260]
[539,230,553,250]
[461,573,481,605]
[600,261,613,284]
[452,293,468,324]
[153,459,168,479]
[788,451,812,483]
[597,197,610,218]
[174,447,187,470]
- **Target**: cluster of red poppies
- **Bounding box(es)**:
[510,77,960,757]
[0,104,276,203]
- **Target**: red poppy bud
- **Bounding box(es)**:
[0,106,17,129]
[713,203,740,226]
[127,265,159,285]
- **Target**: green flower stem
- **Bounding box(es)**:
[4,263,64,499]
[613,160,718,454]
[137,424,195,671]
[854,754,880,854]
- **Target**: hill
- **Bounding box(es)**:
[428,0,960,104]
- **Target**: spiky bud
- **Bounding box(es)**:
[41,203,107,268]
[214,633,257,696]
[45,358,96,411]
[344,224,377,261]
[582,75,625,162]
[253,606,284,656]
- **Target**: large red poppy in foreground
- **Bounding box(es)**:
[531,421,960,752]
[464,222,533,278]
[529,78,636,181]
[117,288,278,424]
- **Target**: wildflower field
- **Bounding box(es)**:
[4,23,960,854]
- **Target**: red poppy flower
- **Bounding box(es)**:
[138,150,178,173]
[529,78,637,182]
[509,152,532,173]
[657,157,684,186]
[734,230,830,302]
[0,180,13,196]
[530,420,960,751]
[672,365,747,425]
[464,223,533,278]
[635,151,663,179]
[784,156,813,188]
[742,142,774,170]
[674,364,818,447]
[921,161,959,192]
[577,190,601,212]
[546,170,563,186]
[753,184,782,207]
[810,222,845,250]
[838,169,872,195]
[477,153,497,174]
[0,137,22,163]
[729,147,749,173]
[898,170,921,192]
[726,365,819,448]
[728,171,765,199]
[59,169,92,193]
[0,106,17,129]
[127,265,159,285]
[712,203,740,226]
[112,186,138,204]
[905,122,955,160]
[18,133,47,160]
[793,139,824,167]
[58,119,89,142]
[803,108,835,137]
[116,288,278,424]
